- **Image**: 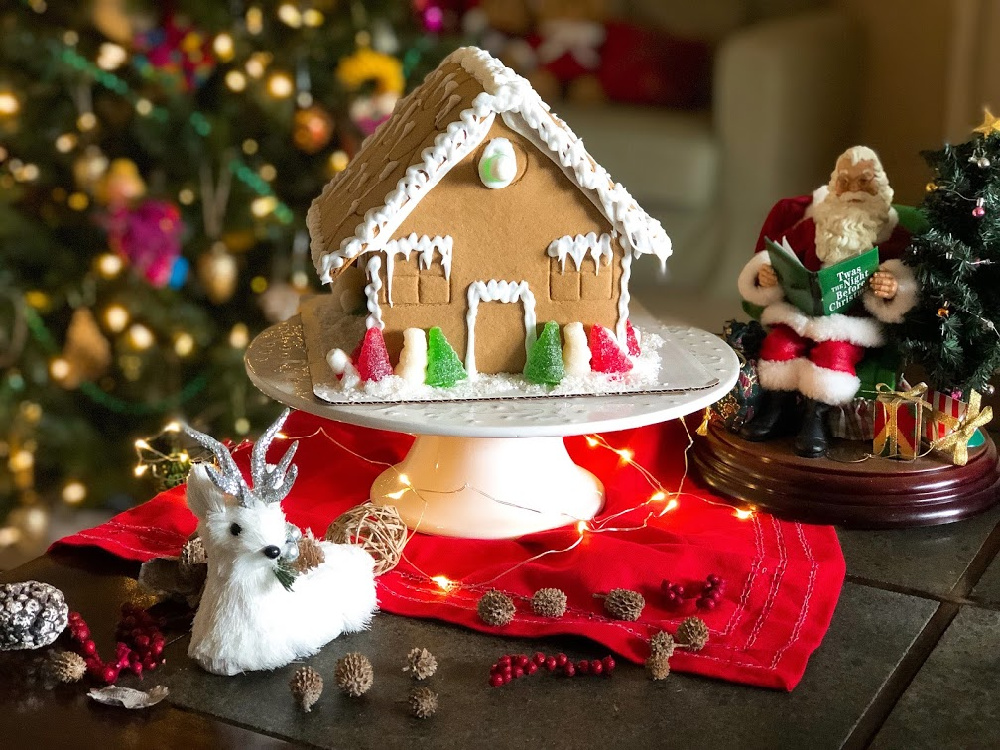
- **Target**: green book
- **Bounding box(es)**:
[765,237,880,316]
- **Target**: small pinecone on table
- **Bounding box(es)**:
[404,647,438,680]
[649,630,676,658]
[293,536,326,574]
[598,588,645,621]
[42,649,87,685]
[675,616,710,651]
[531,588,567,618]
[335,652,374,697]
[645,651,671,681]
[290,666,323,712]
[0,581,69,651]
[477,590,515,627]
[409,686,438,718]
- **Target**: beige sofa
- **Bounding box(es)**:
[553,0,861,309]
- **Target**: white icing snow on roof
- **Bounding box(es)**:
[308,47,672,284]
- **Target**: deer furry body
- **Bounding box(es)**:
[184,410,378,676]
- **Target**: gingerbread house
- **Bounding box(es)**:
[307,47,671,376]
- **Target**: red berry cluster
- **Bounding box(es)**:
[488,652,616,687]
[65,603,166,686]
[661,574,726,610]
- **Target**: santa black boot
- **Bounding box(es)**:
[739,390,798,442]
[794,399,831,458]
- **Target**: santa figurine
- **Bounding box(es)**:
[737,146,919,457]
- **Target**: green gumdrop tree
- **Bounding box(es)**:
[896,117,1000,394]
[425,327,467,388]
[524,321,564,385]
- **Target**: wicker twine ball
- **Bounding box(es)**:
[335,652,374,697]
[404,647,438,680]
[597,588,645,621]
[326,501,408,575]
[675,616,710,651]
[649,630,676,659]
[477,590,516,627]
[646,651,671,681]
[290,666,323,712]
[409,686,438,719]
[531,588,567,618]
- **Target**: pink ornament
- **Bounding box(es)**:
[973,205,986,218]
[589,324,633,375]
[104,201,186,288]
[423,5,444,33]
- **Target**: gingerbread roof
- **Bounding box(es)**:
[307,47,672,284]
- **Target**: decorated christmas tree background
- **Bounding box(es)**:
[0,0,463,549]
[897,110,1000,396]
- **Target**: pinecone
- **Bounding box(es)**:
[42,649,86,686]
[477,590,515,627]
[531,588,567,618]
[0,581,69,651]
[597,588,645,621]
[290,666,323,712]
[335,652,374,697]
[675,616,710,651]
[404,647,438,680]
[409,686,438,719]
[293,536,326,574]
[649,630,675,658]
[645,651,671,681]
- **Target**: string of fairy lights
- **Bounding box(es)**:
[124,419,757,593]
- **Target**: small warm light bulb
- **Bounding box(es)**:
[576,520,588,535]
[259,163,277,181]
[134,439,151,451]
[235,417,251,435]
[664,499,679,513]
[96,253,123,278]
[0,91,20,116]
[96,42,127,70]
[277,3,302,27]
[225,70,247,91]
[77,112,97,131]
[164,421,182,433]
[135,98,153,116]
[134,464,149,477]
[328,150,349,173]
[55,133,77,152]
[734,507,755,520]
[173,331,195,357]
[431,575,454,591]
[650,490,666,502]
[303,8,324,26]
[251,195,277,217]
[228,323,249,348]
[213,33,235,61]
[62,481,86,505]
[178,187,195,204]
[585,436,599,448]
[9,449,34,472]
[104,304,130,332]
[398,473,411,486]
[385,489,408,500]
[128,323,154,350]
[246,6,263,34]
[267,72,294,98]
[616,448,634,462]
[49,357,70,381]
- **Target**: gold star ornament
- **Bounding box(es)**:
[973,108,1000,136]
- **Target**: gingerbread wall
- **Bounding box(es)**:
[373,118,623,374]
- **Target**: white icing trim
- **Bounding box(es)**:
[547,232,612,273]
[310,47,671,283]
[465,280,537,377]
[616,251,632,344]
[364,255,384,330]
[382,234,454,306]
[479,137,517,188]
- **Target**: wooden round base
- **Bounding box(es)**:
[691,419,1000,528]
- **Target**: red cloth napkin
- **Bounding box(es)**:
[53,411,845,690]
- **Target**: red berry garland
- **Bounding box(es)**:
[65,603,167,686]
[661,574,727,609]
[488,652,616,686]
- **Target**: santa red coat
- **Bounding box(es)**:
[737,188,919,405]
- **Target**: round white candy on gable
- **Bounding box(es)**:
[478,137,517,189]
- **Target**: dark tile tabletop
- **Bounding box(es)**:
[3,504,1000,749]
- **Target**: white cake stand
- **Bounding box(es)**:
[245,316,739,539]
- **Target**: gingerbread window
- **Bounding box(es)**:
[547,233,614,302]
[377,235,453,306]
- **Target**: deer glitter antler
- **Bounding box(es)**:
[183,408,299,507]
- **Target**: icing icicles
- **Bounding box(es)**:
[547,233,613,273]
[382,235,454,306]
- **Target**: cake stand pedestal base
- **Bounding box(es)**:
[691,418,1000,528]
[370,435,604,539]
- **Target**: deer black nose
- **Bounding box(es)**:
[262,545,282,559]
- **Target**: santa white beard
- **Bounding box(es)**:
[812,191,892,266]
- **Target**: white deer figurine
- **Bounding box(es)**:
[183,409,378,675]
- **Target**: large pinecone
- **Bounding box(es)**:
[477,590,515,627]
[599,588,645,621]
[335,652,374,697]
[0,581,68,651]
[531,588,567,618]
